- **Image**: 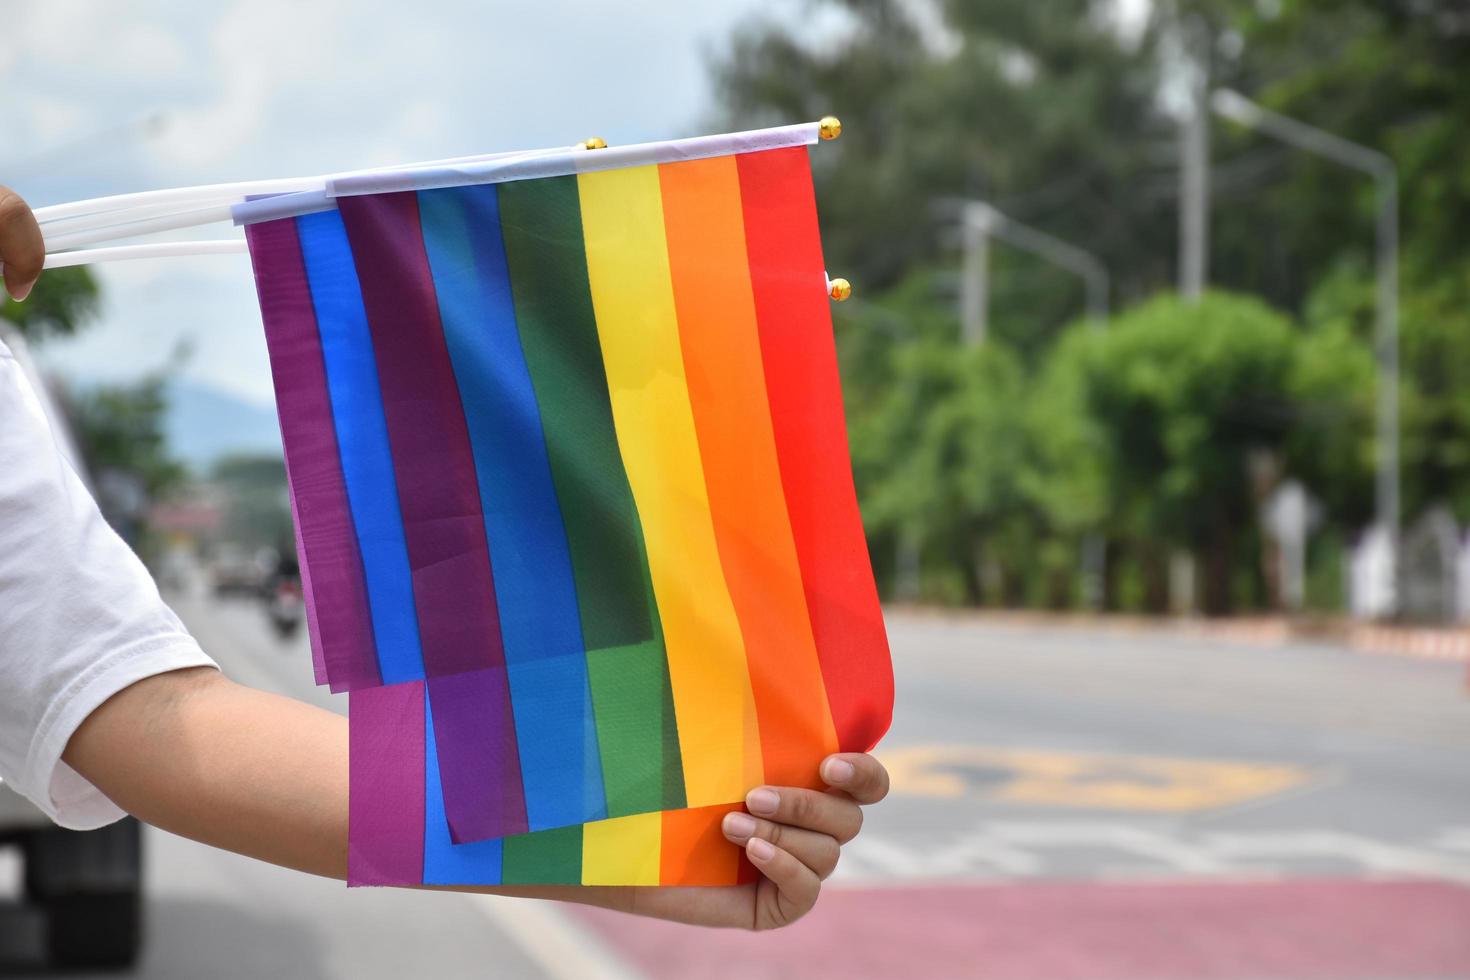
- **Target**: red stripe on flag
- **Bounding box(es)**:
[736,147,893,752]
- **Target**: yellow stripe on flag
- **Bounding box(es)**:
[577,165,762,806]
[582,812,661,885]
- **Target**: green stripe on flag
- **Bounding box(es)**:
[498,175,686,815]
[500,825,583,885]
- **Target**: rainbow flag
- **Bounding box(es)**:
[350,679,763,886]
[245,131,891,881]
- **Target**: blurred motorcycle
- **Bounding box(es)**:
[263,545,304,640]
[266,574,303,639]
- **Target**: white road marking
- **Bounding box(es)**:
[1431,827,1470,854]
[835,836,927,879]
[984,822,1236,874]
[924,833,1047,876]
[838,821,1470,885]
[1204,830,1470,885]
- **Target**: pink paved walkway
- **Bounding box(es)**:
[573,879,1470,979]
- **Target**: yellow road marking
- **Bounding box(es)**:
[879,745,1314,813]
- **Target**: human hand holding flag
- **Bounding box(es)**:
[458,752,889,930]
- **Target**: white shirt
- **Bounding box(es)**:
[0,332,216,829]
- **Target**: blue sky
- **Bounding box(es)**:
[2,0,782,405]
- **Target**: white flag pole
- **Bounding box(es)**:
[43,240,248,270]
[35,144,577,236]
[37,119,838,267]
[43,204,239,253]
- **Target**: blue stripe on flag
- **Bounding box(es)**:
[418,185,608,831]
[297,209,426,685]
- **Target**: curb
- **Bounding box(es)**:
[887,606,1470,663]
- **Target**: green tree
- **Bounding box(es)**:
[1203,0,1470,521]
[840,276,1034,603]
[0,267,100,342]
[1037,291,1373,613]
[711,0,1467,611]
[712,0,1178,355]
[66,373,187,502]
[64,372,187,554]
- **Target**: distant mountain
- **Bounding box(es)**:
[164,379,282,472]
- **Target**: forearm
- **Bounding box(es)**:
[63,667,350,878]
[60,668,632,910]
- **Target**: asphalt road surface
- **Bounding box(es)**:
[5,594,1469,979]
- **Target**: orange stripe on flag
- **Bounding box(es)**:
[659,803,745,885]
[659,155,840,789]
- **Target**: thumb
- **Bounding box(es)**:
[0,187,45,302]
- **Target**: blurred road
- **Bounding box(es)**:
[6,597,1470,979]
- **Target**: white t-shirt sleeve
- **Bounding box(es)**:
[0,342,217,830]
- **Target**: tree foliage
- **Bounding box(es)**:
[1040,292,1373,612]
[712,0,1453,612]
[1204,0,1470,521]
[0,266,100,342]
[712,0,1178,355]
[66,375,186,500]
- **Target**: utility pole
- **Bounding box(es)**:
[1179,16,1211,301]
[1212,88,1401,616]
[960,201,1110,331]
[960,217,990,346]
[948,198,1113,608]
[1374,169,1401,614]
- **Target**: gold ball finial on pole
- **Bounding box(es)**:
[828,277,852,301]
[818,116,843,141]
[580,136,608,150]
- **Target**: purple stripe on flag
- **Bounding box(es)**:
[337,193,506,679]
[245,218,379,691]
[287,480,328,686]
[348,681,426,885]
[427,670,529,841]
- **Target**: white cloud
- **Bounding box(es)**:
[24,95,91,146]
[96,24,192,82]
[8,0,774,406]
[144,0,365,172]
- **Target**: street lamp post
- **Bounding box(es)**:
[1179,16,1212,302]
[1211,88,1400,614]
[959,200,1110,345]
